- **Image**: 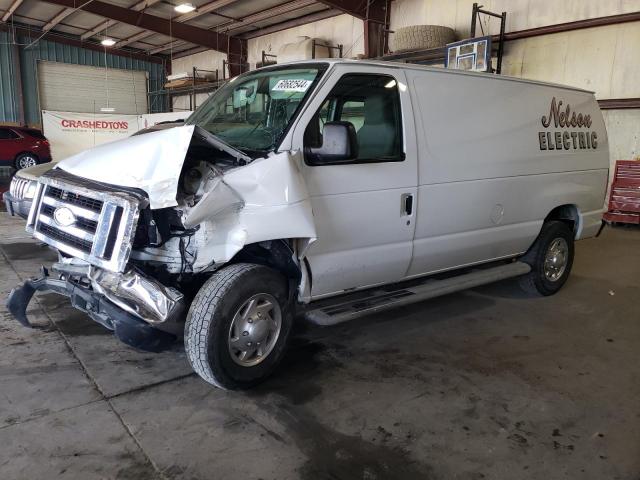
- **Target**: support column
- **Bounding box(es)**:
[227,37,247,78]
[363,0,389,58]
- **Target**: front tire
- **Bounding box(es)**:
[519,221,575,296]
[185,263,293,389]
[15,153,38,169]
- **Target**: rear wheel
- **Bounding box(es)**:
[185,263,293,389]
[15,153,38,169]
[519,221,575,296]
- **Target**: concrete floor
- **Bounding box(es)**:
[0,210,638,480]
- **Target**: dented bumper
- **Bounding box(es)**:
[6,265,180,352]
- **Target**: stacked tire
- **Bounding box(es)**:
[391,25,456,52]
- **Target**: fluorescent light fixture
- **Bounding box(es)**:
[384,79,397,89]
[101,38,116,47]
[100,107,115,112]
[174,2,196,13]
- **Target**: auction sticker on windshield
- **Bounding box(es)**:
[272,79,312,92]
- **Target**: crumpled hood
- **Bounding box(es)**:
[56,125,196,209]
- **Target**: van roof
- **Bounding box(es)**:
[264,58,595,95]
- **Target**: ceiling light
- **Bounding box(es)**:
[174,3,196,13]
[101,38,116,47]
[100,107,115,112]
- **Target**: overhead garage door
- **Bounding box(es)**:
[38,61,148,115]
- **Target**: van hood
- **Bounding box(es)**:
[55,125,250,209]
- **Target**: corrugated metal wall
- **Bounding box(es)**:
[0,31,20,124]
[0,31,167,126]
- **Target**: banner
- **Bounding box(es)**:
[42,110,194,161]
[42,111,140,162]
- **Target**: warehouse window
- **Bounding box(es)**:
[305,74,404,164]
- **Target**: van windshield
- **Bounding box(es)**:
[186,65,327,154]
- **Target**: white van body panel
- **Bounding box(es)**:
[284,60,608,299]
[290,65,419,297]
[28,59,609,304]
[404,67,608,276]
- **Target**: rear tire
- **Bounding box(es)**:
[519,221,575,296]
[15,153,38,170]
[185,263,293,389]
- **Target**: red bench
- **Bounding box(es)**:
[604,160,640,225]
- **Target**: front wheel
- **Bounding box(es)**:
[519,220,575,296]
[185,263,293,389]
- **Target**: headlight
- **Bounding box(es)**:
[10,176,37,200]
[24,180,38,199]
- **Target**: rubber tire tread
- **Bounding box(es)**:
[185,263,290,390]
[519,221,575,297]
[391,25,456,52]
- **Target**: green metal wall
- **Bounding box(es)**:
[0,31,167,126]
[0,31,20,124]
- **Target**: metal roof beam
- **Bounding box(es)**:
[314,0,369,20]
[0,20,165,63]
[170,45,211,59]
[216,0,316,32]
[1,0,25,22]
[148,40,189,55]
[80,19,114,40]
[145,0,316,53]
[42,7,76,31]
[80,0,163,40]
[238,8,342,39]
[114,0,241,48]
[40,0,244,56]
[176,0,239,22]
[115,30,153,48]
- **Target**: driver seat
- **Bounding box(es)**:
[356,95,396,159]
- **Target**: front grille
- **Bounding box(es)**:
[41,204,99,233]
[9,176,33,200]
[37,223,93,252]
[47,186,104,212]
[28,170,143,272]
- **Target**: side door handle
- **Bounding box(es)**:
[401,193,413,216]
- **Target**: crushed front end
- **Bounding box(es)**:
[6,168,185,351]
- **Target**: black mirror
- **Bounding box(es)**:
[308,121,358,164]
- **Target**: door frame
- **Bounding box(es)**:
[286,64,419,299]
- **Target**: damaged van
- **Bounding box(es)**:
[7,60,609,389]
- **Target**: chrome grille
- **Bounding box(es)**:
[27,169,143,273]
[9,176,33,200]
[46,186,104,212]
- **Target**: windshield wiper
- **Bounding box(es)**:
[194,126,252,164]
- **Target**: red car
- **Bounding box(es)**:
[0,126,52,170]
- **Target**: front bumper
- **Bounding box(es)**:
[6,266,178,352]
[3,191,32,219]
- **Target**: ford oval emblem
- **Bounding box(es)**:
[53,206,76,227]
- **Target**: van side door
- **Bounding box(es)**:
[289,66,418,298]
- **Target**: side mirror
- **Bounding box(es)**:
[308,121,358,164]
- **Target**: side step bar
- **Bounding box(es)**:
[304,261,531,326]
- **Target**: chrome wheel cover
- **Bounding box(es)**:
[18,155,37,169]
[228,293,282,367]
[543,237,569,282]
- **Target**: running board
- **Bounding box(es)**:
[304,262,531,326]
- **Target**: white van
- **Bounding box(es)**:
[8,60,609,389]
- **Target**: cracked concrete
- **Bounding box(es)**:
[0,210,638,480]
